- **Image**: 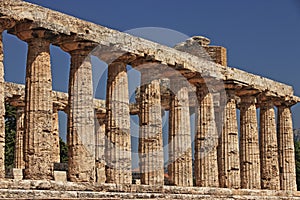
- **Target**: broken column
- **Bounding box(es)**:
[259,96,280,190]
[95,118,106,183]
[277,102,297,191]
[219,90,240,188]
[105,61,132,184]
[52,106,60,163]
[0,17,15,178]
[239,95,261,189]
[139,79,164,185]
[14,106,25,169]
[168,80,193,187]
[61,41,96,182]
[194,84,219,187]
[15,24,55,180]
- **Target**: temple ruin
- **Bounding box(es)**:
[0,0,300,199]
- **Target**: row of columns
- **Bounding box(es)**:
[0,20,297,191]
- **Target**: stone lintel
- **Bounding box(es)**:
[0,0,295,98]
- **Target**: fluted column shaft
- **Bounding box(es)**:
[0,18,15,178]
[67,49,95,182]
[95,118,106,183]
[105,61,132,184]
[14,107,25,169]
[139,79,164,185]
[239,95,261,189]
[52,107,60,163]
[194,84,219,187]
[277,104,297,191]
[259,99,280,190]
[219,91,240,188]
[168,83,193,187]
[23,37,54,180]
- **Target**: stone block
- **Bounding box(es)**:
[54,171,67,182]
[12,168,23,180]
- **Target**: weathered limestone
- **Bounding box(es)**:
[61,41,96,182]
[52,107,60,163]
[15,24,55,180]
[105,61,132,184]
[168,80,193,187]
[0,17,15,179]
[277,103,297,191]
[239,95,261,189]
[139,79,164,185]
[14,107,25,169]
[194,84,219,187]
[219,90,240,188]
[259,97,280,190]
[95,118,106,183]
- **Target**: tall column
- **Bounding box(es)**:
[259,97,280,190]
[16,29,54,180]
[0,17,15,178]
[52,106,60,163]
[239,95,261,189]
[277,103,297,191]
[105,61,132,184]
[219,90,240,188]
[62,42,96,182]
[14,107,25,169]
[194,84,219,187]
[139,79,164,185]
[95,118,106,183]
[168,81,193,187]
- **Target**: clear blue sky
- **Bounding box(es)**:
[3,1,300,129]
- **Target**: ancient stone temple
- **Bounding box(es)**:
[0,0,300,199]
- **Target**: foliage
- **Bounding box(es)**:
[4,103,16,170]
[295,141,300,191]
[59,137,68,163]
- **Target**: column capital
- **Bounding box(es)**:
[239,95,256,104]
[14,22,58,43]
[60,41,97,55]
[0,17,15,32]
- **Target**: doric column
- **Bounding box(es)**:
[168,81,193,187]
[52,106,60,163]
[14,106,25,169]
[0,17,15,178]
[259,96,280,190]
[277,103,297,191]
[219,90,240,188]
[105,61,132,184]
[139,79,164,185]
[95,118,106,183]
[239,95,261,189]
[16,24,55,180]
[194,84,219,187]
[61,41,96,182]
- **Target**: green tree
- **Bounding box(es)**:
[295,140,300,190]
[4,103,16,171]
[59,137,68,163]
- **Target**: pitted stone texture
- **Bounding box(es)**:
[105,62,132,184]
[0,18,15,178]
[277,105,297,191]
[95,118,106,183]
[23,37,54,180]
[14,107,25,169]
[259,99,280,190]
[67,51,95,182]
[52,107,60,163]
[168,81,193,187]
[219,91,240,189]
[194,85,219,187]
[139,80,164,185]
[239,96,261,189]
